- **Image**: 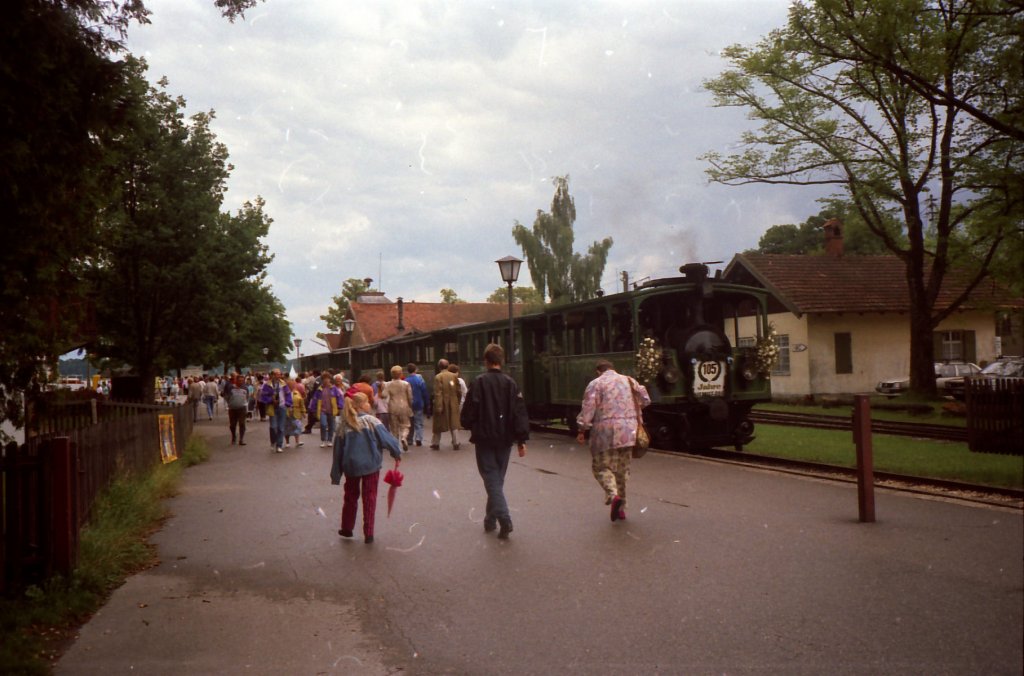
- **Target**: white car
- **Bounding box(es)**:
[55,376,87,391]
[875,362,981,396]
[944,357,1023,400]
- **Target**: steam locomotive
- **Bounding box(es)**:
[344,263,772,451]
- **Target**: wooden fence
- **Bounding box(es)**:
[966,378,1024,455]
[1,401,193,594]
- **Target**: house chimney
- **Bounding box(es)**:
[823,218,844,258]
[396,297,404,331]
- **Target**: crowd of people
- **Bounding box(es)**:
[170,345,649,545]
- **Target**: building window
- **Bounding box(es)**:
[941,331,962,361]
[772,334,790,376]
[737,337,755,348]
[835,332,852,374]
[933,330,976,362]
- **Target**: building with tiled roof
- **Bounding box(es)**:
[722,221,1022,397]
[315,294,523,369]
[345,297,520,348]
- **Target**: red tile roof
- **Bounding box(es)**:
[724,253,1021,315]
[348,301,522,347]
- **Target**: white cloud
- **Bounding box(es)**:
[128,0,833,353]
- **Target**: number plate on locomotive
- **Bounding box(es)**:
[693,361,726,397]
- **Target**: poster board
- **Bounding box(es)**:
[159,414,178,464]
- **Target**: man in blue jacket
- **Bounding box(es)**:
[460,344,529,539]
[405,363,430,447]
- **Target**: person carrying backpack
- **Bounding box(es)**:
[224,374,250,445]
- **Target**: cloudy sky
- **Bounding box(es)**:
[126,0,833,359]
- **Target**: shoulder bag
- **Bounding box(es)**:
[629,377,650,458]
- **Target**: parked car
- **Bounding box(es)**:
[55,376,87,391]
[943,356,1024,400]
[875,362,981,396]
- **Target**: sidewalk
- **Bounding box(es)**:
[57,416,1023,674]
[57,419,393,675]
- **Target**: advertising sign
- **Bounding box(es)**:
[159,414,178,464]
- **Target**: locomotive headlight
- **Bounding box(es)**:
[742,366,757,381]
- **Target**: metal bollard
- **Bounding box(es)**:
[852,394,876,523]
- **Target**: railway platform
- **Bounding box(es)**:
[57,420,1022,674]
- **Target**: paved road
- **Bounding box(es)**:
[58,417,1023,674]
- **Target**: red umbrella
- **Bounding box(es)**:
[383,459,404,518]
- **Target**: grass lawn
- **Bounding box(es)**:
[746,424,1023,489]
[758,400,967,427]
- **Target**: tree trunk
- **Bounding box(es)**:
[908,303,938,398]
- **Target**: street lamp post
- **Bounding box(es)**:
[496,255,522,361]
[342,318,356,370]
[262,347,269,370]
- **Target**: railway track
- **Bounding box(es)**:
[531,421,1021,508]
[748,410,968,442]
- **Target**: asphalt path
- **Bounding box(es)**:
[57,415,1023,675]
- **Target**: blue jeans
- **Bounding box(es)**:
[269,406,288,449]
[410,411,425,444]
[320,412,336,443]
[474,444,513,526]
[204,395,216,419]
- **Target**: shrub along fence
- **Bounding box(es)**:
[966,378,1023,455]
[0,401,193,594]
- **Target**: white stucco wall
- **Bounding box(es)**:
[725,313,811,398]
[806,315,905,394]
[769,310,1000,396]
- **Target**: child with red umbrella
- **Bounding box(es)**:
[329,392,403,544]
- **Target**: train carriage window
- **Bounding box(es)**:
[611,303,633,351]
[549,314,565,355]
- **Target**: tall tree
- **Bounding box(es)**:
[320,278,370,332]
[487,286,545,308]
[702,0,1022,396]
[439,288,466,304]
[512,176,613,305]
[210,279,293,373]
[88,58,279,401]
[0,0,263,437]
[752,201,897,255]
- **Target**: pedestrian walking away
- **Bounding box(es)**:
[372,370,390,430]
[459,343,529,540]
[430,358,461,450]
[382,365,412,450]
[224,374,249,445]
[203,375,219,420]
[405,363,430,447]
[576,359,650,522]
[330,392,403,544]
[259,369,293,453]
[187,376,204,423]
[303,370,322,434]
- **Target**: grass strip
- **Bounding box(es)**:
[746,424,1023,489]
[758,400,968,427]
[0,435,209,674]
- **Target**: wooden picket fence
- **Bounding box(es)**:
[966,378,1024,455]
[0,401,192,594]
